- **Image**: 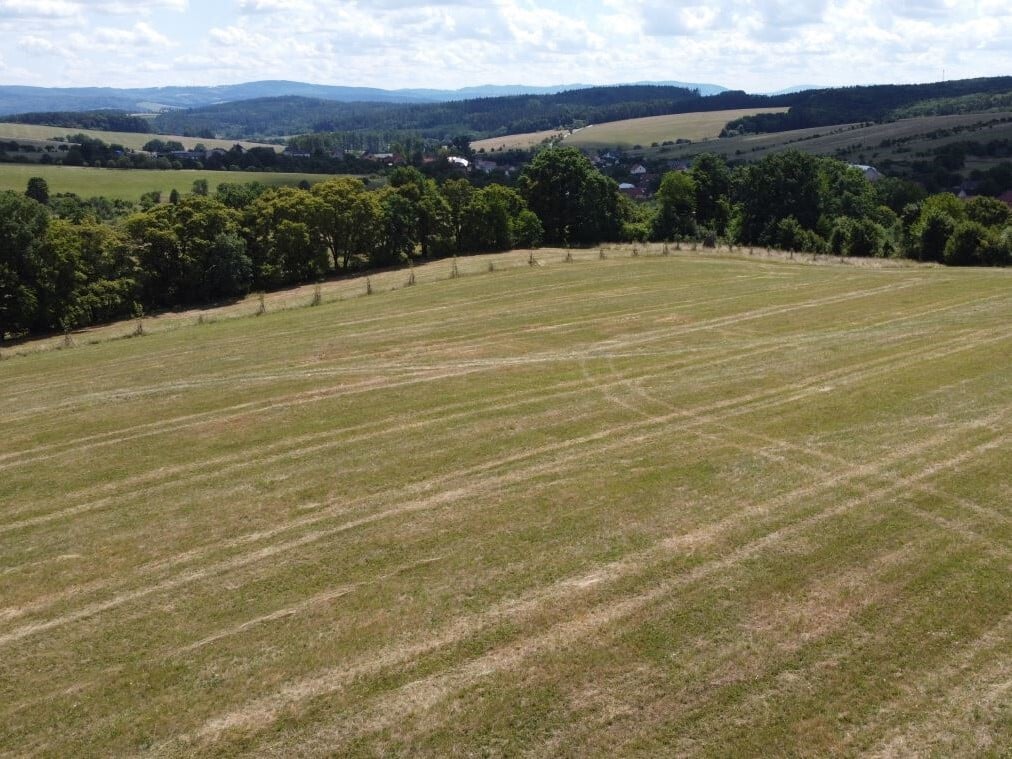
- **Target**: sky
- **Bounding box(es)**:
[0,0,1009,93]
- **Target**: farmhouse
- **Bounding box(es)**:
[630,164,648,175]
[619,184,648,199]
[848,164,883,181]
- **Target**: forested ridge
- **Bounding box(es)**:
[3,148,1009,342]
[147,76,1012,142]
[723,76,1012,135]
[149,86,711,140]
[3,110,152,133]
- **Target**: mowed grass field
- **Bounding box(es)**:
[565,108,789,150]
[1,250,1010,756]
[650,112,1012,167]
[0,122,279,152]
[471,108,788,153]
[0,164,368,202]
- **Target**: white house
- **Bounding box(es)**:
[848,164,883,182]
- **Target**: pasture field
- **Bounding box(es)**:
[564,108,789,150]
[0,164,369,202]
[472,128,568,152]
[471,108,788,153]
[650,112,1012,169]
[1,249,1010,756]
[0,122,280,152]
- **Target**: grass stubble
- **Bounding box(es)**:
[0,247,1008,757]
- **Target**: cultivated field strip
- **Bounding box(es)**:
[0,254,1008,756]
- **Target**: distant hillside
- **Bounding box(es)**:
[3,109,152,133]
[723,76,1012,135]
[0,79,728,116]
[150,85,729,140]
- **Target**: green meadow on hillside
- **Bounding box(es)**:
[645,112,1012,168]
[1,249,1009,756]
[0,122,279,152]
[0,164,369,202]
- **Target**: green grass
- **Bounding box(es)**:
[1,247,1009,756]
[643,111,1012,173]
[0,163,371,201]
[0,122,279,152]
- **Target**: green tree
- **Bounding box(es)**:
[25,177,50,205]
[689,153,731,233]
[944,221,989,266]
[440,178,475,253]
[518,147,620,246]
[652,170,697,240]
[375,189,418,267]
[874,176,926,214]
[202,233,252,299]
[246,187,328,286]
[215,181,268,210]
[311,178,382,271]
[733,150,822,245]
[964,196,1010,228]
[818,161,876,224]
[512,209,544,249]
[845,218,884,257]
[45,219,135,328]
[192,178,209,196]
[915,208,956,263]
[0,190,53,339]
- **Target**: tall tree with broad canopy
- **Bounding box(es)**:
[732,150,822,245]
[652,170,697,240]
[312,178,383,271]
[0,190,53,339]
[518,147,621,246]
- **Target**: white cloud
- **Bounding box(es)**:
[0,0,78,18]
[18,34,60,54]
[0,0,1008,91]
[238,0,312,12]
[68,20,173,54]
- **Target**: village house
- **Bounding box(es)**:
[848,164,883,182]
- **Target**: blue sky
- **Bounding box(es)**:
[1,0,1009,91]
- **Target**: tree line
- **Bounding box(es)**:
[646,150,1011,265]
[2,147,1009,342]
[5,109,152,133]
